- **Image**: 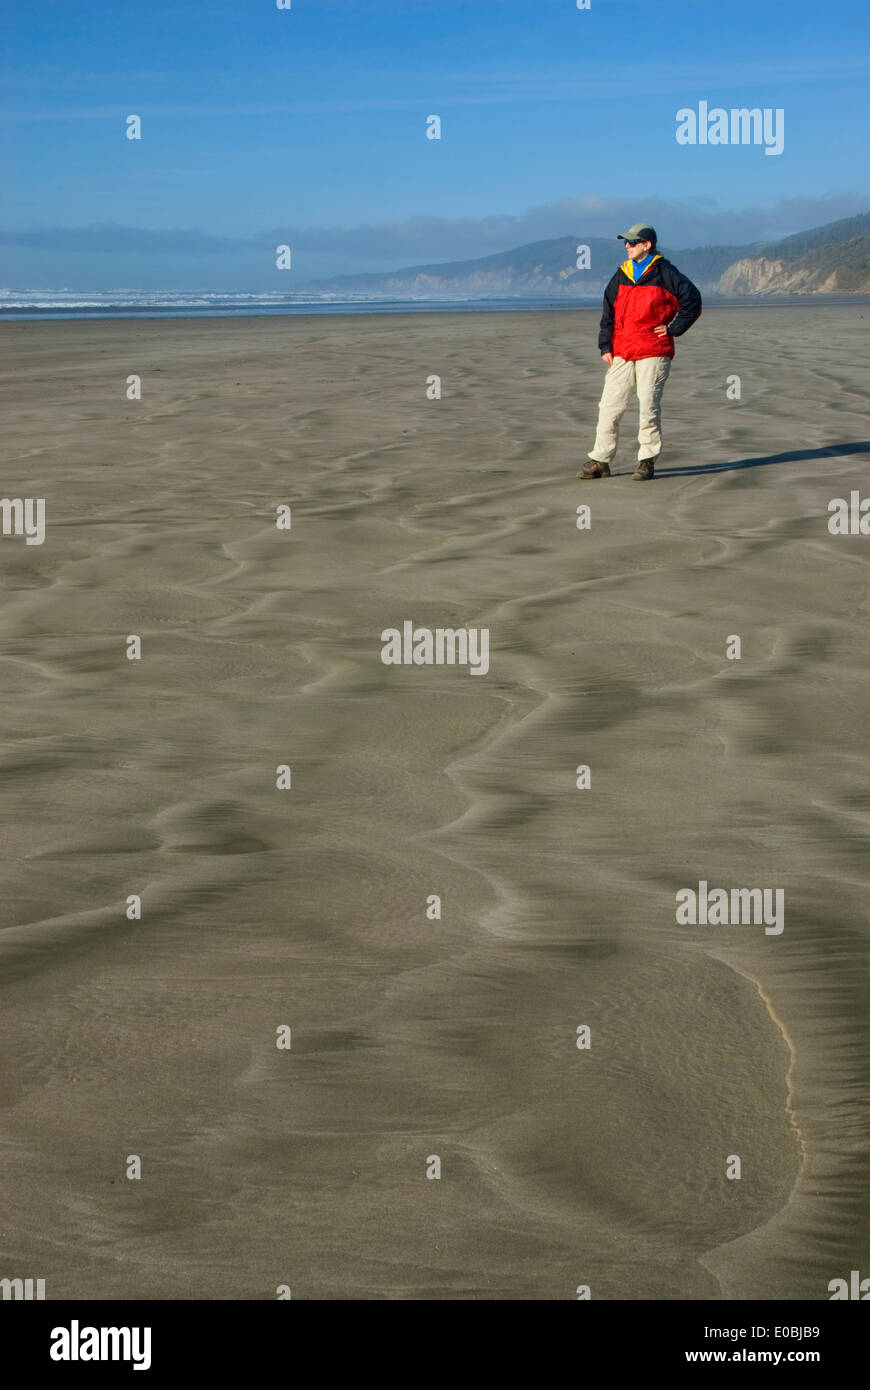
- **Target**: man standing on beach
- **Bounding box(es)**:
[579,223,702,481]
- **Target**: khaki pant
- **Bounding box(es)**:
[588,355,671,465]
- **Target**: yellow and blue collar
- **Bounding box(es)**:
[621,252,662,282]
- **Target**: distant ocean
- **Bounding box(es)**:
[2,289,868,321]
[0,289,602,322]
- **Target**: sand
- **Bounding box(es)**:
[1,305,869,1300]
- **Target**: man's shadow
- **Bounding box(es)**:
[658,442,870,478]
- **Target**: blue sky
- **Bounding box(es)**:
[1,0,868,287]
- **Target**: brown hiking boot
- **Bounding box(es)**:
[577,459,612,479]
[632,458,656,480]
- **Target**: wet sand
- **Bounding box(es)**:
[1,306,869,1299]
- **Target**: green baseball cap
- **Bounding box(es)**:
[618,223,657,243]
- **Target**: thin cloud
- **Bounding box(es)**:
[2,54,867,123]
[0,224,254,254]
[1,194,866,266]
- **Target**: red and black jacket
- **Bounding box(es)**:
[598,254,702,361]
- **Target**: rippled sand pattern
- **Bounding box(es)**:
[1,308,869,1299]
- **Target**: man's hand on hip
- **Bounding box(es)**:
[653,325,670,337]
[602,352,614,365]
